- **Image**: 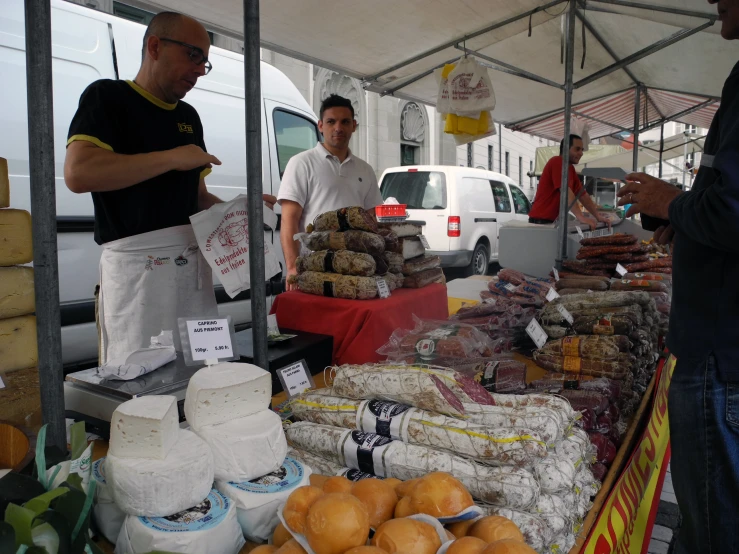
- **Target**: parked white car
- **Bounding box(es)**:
[379,166,532,275]
[2,0,319,366]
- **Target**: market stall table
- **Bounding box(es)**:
[270,284,448,365]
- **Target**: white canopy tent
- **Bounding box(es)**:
[534,144,626,176]
[22,0,737,448]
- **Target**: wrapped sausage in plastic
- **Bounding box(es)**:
[308,206,378,233]
[403,267,445,289]
[588,432,617,465]
[296,230,385,256]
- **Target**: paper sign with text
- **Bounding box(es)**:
[616,263,627,276]
[526,319,548,349]
[186,318,234,361]
[546,288,560,302]
[278,360,314,397]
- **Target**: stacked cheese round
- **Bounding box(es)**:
[115,489,245,554]
[216,456,311,541]
[91,457,126,543]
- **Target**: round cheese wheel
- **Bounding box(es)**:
[304,493,370,554]
[409,472,474,518]
[372,518,442,554]
[481,539,538,554]
[446,537,488,554]
[107,429,214,517]
[283,486,324,534]
[194,409,287,482]
[322,476,353,494]
[216,457,311,542]
[469,517,524,543]
[276,539,308,553]
[91,457,126,544]
[115,489,245,553]
[446,520,476,539]
[273,521,292,548]
[351,479,398,528]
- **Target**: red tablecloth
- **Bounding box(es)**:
[271,284,448,365]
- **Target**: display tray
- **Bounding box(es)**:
[90,356,657,554]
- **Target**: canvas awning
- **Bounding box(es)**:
[534,144,626,175]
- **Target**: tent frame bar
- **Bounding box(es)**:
[588,0,719,21]
[379,57,459,97]
[364,0,567,84]
[638,98,717,134]
[572,109,633,134]
[455,46,564,90]
[574,21,715,89]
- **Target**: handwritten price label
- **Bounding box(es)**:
[546,288,560,302]
[278,360,313,397]
[526,319,548,349]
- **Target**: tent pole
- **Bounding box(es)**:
[24,0,66,450]
[556,0,577,269]
[632,85,641,172]
[658,124,664,179]
[243,0,268,369]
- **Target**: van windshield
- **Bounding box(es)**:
[380,171,447,210]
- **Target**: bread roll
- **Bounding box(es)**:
[343,548,388,554]
[284,486,324,533]
[469,517,524,543]
[309,474,330,489]
[409,472,474,518]
[393,496,415,518]
[372,518,442,554]
[446,537,488,554]
[352,479,399,528]
[273,521,293,548]
[276,539,308,553]
[251,546,278,554]
[447,520,476,539]
[481,539,537,554]
[323,476,353,494]
[304,493,370,554]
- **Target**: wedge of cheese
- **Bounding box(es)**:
[0,157,8,208]
[0,315,37,372]
[0,266,35,318]
[109,395,180,460]
[0,209,33,266]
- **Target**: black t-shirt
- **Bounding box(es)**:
[67,79,209,244]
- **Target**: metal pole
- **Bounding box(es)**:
[555,0,577,269]
[498,123,502,172]
[658,124,664,179]
[24,0,66,450]
[632,85,641,172]
[243,0,268,369]
[682,135,688,190]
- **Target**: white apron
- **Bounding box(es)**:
[98,225,218,364]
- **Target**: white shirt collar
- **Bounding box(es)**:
[316,142,353,163]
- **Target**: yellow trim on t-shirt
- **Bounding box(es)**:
[67,135,114,152]
[126,80,178,111]
[200,167,212,179]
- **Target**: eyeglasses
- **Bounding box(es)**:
[159,38,213,75]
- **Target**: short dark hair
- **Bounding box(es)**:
[320,94,355,120]
[559,134,583,156]
[142,11,185,61]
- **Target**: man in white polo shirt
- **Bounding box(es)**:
[278,94,384,289]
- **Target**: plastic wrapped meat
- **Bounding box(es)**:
[308,206,378,233]
[401,255,441,276]
[403,267,445,288]
[297,230,385,256]
[383,251,404,273]
[290,271,380,300]
[296,250,376,276]
[377,222,422,238]
[389,237,425,260]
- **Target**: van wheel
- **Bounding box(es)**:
[464,243,489,277]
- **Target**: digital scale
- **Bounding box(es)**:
[64,328,332,438]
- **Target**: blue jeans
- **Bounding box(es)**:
[669,354,739,553]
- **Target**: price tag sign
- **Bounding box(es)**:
[277,360,314,398]
[484,298,497,305]
[376,279,391,298]
[546,288,560,302]
[419,235,431,249]
[504,283,517,292]
[526,319,548,349]
[186,319,234,361]
[552,267,560,282]
[556,303,574,325]
[576,226,584,239]
[616,263,627,277]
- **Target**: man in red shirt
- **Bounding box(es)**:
[529,134,609,230]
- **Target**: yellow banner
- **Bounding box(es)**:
[582,355,675,554]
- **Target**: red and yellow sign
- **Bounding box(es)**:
[582,355,675,554]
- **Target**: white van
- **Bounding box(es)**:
[379,166,531,275]
[1,0,319,367]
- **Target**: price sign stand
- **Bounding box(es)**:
[179,315,239,366]
[276,359,315,399]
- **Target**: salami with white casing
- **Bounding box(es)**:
[286,447,343,476]
[462,404,568,445]
[284,421,539,509]
[533,456,577,493]
[290,392,547,466]
[532,494,570,537]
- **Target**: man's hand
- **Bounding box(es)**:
[654,224,675,246]
[285,266,298,291]
[596,213,612,231]
[577,214,597,231]
[170,145,221,172]
[617,173,682,219]
[263,194,277,210]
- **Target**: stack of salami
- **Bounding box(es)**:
[560,233,672,278]
[378,220,444,289]
[285,362,603,553]
[480,268,551,308]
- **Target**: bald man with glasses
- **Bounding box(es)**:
[63,12,273,364]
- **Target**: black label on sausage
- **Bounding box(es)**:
[337,209,351,231]
[323,281,334,297]
[344,431,393,476]
[324,251,335,272]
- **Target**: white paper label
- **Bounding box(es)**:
[576,226,584,238]
[356,400,413,442]
[267,314,280,336]
[484,298,497,305]
[546,288,560,302]
[526,319,548,349]
[186,318,234,361]
[504,283,517,292]
[279,361,312,397]
[553,267,560,282]
[556,303,574,325]
[419,235,430,249]
[376,279,391,298]
[342,430,394,477]
[0,376,4,389]
[616,263,627,276]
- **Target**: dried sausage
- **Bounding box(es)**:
[609,279,669,293]
[575,244,645,259]
[555,278,608,291]
[580,234,638,246]
[623,258,672,272]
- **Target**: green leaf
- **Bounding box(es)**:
[0,521,16,552]
[50,484,93,554]
[31,523,59,554]
[69,423,87,462]
[5,503,34,547]
[0,473,46,515]
[23,489,69,517]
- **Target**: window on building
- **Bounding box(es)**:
[273,109,320,176]
[530,161,534,187]
[401,144,420,166]
[488,145,493,171]
[518,157,523,185]
[490,181,511,212]
[505,152,510,176]
[685,124,698,134]
[467,144,473,168]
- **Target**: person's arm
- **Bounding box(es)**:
[579,190,612,230]
[566,188,596,230]
[65,140,221,194]
[279,200,303,290]
[197,174,223,210]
